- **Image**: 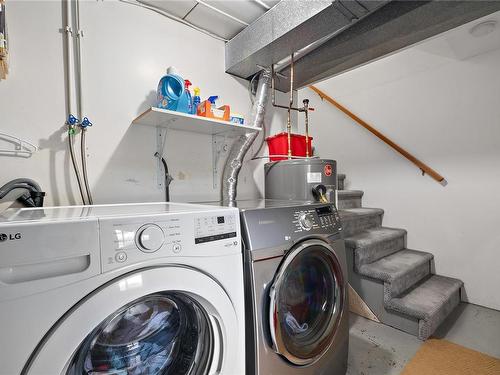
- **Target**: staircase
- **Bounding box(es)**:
[337,174,463,340]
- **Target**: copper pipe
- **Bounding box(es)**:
[287,53,294,159]
[303,98,310,157]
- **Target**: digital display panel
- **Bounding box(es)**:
[316,206,333,216]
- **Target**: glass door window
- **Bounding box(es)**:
[67,292,213,375]
[269,241,344,366]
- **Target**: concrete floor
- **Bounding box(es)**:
[347,303,500,375]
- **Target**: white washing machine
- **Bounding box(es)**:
[0,202,245,375]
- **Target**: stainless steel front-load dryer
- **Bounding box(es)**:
[237,200,349,375]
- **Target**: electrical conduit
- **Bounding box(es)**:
[74,0,93,204]
[64,0,87,204]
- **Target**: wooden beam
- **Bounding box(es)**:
[309,85,447,186]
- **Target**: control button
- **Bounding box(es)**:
[299,213,313,231]
[115,251,127,263]
[136,224,164,253]
[172,243,182,253]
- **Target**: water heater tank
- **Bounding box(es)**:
[264,159,338,204]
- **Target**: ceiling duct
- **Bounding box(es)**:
[225,0,500,92]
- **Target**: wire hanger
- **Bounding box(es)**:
[0,131,38,157]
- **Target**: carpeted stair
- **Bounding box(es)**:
[337,173,463,340]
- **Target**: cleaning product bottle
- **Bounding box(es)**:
[156,66,184,110]
[208,96,218,111]
[192,87,201,115]
[176,80,193,114]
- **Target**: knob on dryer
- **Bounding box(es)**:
[136,224,165,252]
[298,213,313,231]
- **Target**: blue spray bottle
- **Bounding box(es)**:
[192,87,201,115]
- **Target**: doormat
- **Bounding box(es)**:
[401,339,500,375]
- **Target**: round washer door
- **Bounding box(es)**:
[269,239,345,366]
[24,266,237,375]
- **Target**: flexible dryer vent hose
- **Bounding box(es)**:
[221,68,271,203]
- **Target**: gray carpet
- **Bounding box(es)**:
[337,174,463,340]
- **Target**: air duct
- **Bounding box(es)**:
[221,68,271,203]
[226,1,500,91]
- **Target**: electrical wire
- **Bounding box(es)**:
[154,152,171,202]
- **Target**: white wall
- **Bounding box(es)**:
[0,0,288,211]
[299,11,500,310]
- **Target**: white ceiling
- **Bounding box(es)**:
[140,0,281,40]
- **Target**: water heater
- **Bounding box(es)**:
[264,159,338,204]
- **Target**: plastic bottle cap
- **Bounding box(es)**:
[194,87,200,96]
[184,79,192,88]
[167,66,179,75]
[208,96,218,104]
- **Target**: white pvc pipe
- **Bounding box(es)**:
[64,0,87,205]
[74,0,93,204]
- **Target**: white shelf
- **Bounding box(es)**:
[132,107,260,136]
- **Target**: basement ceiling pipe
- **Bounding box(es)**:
[221,68,271,203]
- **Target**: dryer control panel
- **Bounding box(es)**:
[293,205,341,233]
[240,203,342,251]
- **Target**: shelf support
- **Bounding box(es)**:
[155,126,168,189]
[212,134,229,189]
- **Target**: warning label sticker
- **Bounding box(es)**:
[307,172,322,183]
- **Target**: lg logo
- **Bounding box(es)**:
[0,233,21,242]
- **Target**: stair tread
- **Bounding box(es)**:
[388,275,463,320]
[344,226,406,248]
[359,249,433,282]
[339,207,384,220]
[338,190,364,198]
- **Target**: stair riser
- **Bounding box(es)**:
[386,261,432,300]
[419,290,461,340]
[338,197,362,209]
[352,235,405,267]
[342,214,383,237]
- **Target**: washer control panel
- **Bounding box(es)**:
[99,211,239,272]
[194,214,237,244]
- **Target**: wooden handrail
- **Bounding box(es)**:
[309,85,447,186]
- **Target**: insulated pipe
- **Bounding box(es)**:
[221,68,271,203]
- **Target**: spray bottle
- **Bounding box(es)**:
[192,87,201,115]
[177,79,193,114]
[208,96,218,111]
